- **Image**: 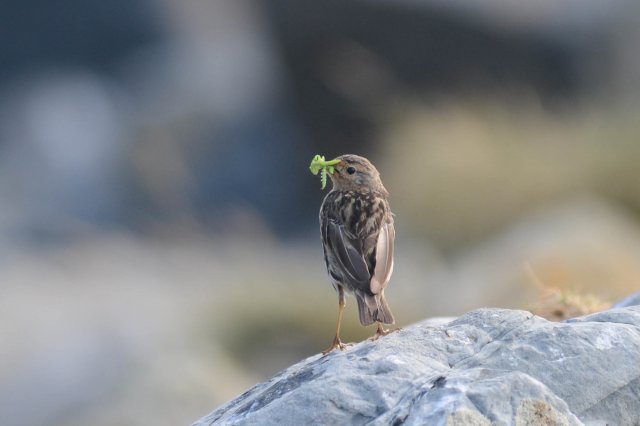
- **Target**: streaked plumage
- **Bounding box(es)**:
[318,154,396,353]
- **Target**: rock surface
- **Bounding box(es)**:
[194,297,640,425]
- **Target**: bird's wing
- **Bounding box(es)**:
[370,220,395,294]
[324,218,371,286]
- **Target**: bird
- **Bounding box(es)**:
[318,154,397,354]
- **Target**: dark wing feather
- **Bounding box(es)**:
[324,218,371,286]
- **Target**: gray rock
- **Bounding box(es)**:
[194,305,640,426]
[613,291,640,308]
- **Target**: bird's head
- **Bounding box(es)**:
[327,154,387,194]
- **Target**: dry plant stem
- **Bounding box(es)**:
[323,288,348,355]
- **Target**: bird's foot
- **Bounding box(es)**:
[371,325,401,341]
[322,336,352,355]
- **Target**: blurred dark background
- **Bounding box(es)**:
[2,1,640,425]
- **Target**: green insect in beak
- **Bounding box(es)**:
[309,155,342,189]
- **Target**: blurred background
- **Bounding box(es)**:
[2,0,640,424]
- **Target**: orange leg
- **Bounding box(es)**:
[371,322,401,341]
[323,288,348,355]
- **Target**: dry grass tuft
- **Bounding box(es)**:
[525,264,610,321]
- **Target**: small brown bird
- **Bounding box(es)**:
[318,154,396,354]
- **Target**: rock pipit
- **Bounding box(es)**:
[312,154,397,354]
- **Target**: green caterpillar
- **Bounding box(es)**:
[309,155,341,190]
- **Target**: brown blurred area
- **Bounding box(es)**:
[2,1,640,425]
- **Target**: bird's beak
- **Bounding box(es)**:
[327,159,343,174]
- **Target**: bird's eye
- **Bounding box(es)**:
[346,166,356,175]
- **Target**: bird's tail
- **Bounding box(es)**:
[356,292,395,326]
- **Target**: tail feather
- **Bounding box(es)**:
[356,292,395,326]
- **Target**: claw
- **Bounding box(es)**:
[322,335,351,355]
[371,322,401,341]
